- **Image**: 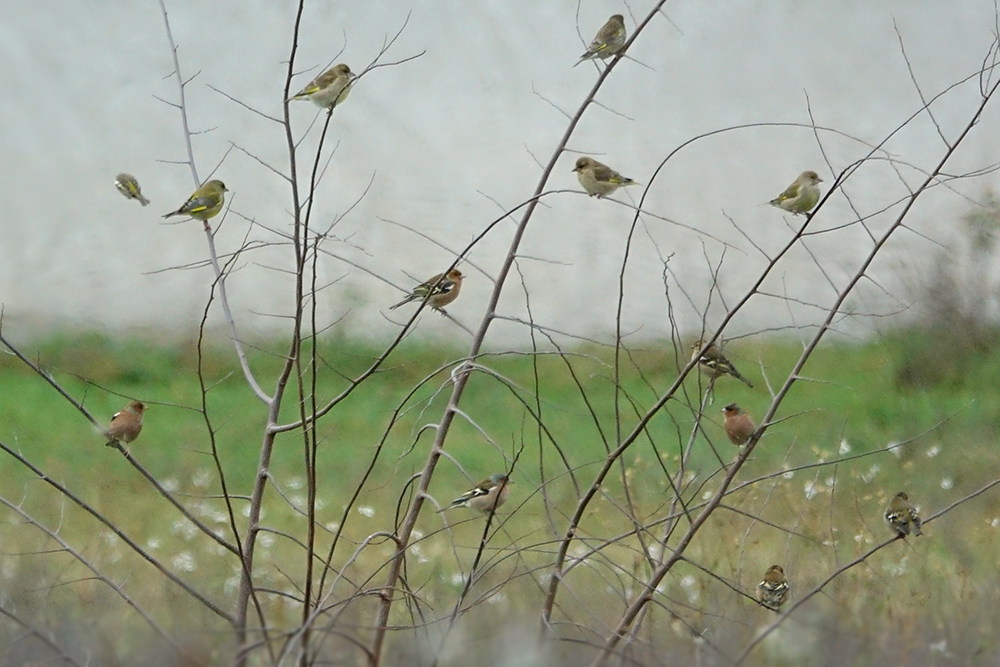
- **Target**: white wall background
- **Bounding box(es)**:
[1,1,997,348]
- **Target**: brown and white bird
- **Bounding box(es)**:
[768,171,823,215]
[884,491,922,537]
[105,400,145,455]
[690,340,754,388]
[390,269,464,312]
[437,473,511,514]
[722,403,755,446]
[575,14,627,66]
[573,157,637,198]
[115,173,150,206]
[287,63,353,109]
[756,565,789,610]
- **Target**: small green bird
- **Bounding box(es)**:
[438,473,511,514]
[115,173,150,206]
[163,180,228,223]
[575,14,627,66]
[690,340,754,388]
[884,491,922,537]
[756,565,789,611]
[288,64,352,109]
[573,157,637,198]
[768,171,823,215]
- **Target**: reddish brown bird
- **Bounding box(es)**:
[722,403,755,446]
[105,400,145,454]
[390,268,464,312]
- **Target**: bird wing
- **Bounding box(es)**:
[179,195,217,215]
[773,182,802,203]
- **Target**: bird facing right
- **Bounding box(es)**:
[575,14,627,66]
[438,473,511,514]
[690,340,754,388]
[573,157,637,198]
[884,491,922,537]
[390,268,464,312]
[105,400,145,455]
[722,403,755,446]
[163,180,228,224]
[115,173,150,206]
[768,171,823,215]
[287,63,353,109]
[756,564,789,610]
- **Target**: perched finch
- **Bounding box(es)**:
[756,565,789,610]
[690,340,754,388]
[288,64,352,109]
[163,180,228,224]
[105,400,145,455]
[573,157,637,198]
[722,403,755,446]
[575,14,627,66]
[115,173,150,206]
[390,269,464,312]
[768,171,823,215]
[884,491,922,537]
[438,473,511,514]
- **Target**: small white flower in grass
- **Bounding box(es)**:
[224,575,240,596]
[486,592,507,604]
[884,554,908,577]
[929,639,947,653]
[839,439,851,455]
[287,476,304,491]
[259,533,275,548]
[241,505,266,520]
[315,498,325,510]
[782,469,794,480]
[412,530,424,540]
[192,469,212,489]
[804,481,817,500]
[358,506,375,518]
[702,490,712,500]
[291,495,306,509]
[680,575,699,602]
[172,551,196,572]
[147,538,161,550]
[325,522,339,532]
[171,519,198,541]
[926,445,940,458]
[450,572,465,586]
[102,531,120,547]
[162,477,180,492]
[887,441,901,458]
[861,464,880,484]
[991,518,999,528]
[941,477,953,490]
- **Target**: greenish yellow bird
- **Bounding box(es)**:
[575,14,627,66]
[163,180,228,223]
[115,173,150,206]
[288,63,352,109]
[768,170,823,215]
[573,157,637,198]
[884,491,922,537]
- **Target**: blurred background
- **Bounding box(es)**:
[1,1,998,347]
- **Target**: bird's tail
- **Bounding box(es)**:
[735,372,754,389]
[389,296,414,310]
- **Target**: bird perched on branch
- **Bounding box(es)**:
[163,180,228,226]
[722,403,755,446]
[690,340,754,388]
[288,64,353,109]
[573,157,637,198]
[884,491,922,537]
[390,269,464,313]
[438,473,511,514]
[768,171,823,215]
[575,14,627,66]
[105,400,145,455]
[756,565,789,610]
[115,173,150,206]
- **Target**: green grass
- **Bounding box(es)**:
[1,331,999,665]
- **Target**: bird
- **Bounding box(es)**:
[389,269,464,312]
[884,491,922,537]
[756,565,789,610]
[575,14,627,66]
[768,171,823,215]
[288,64,353,109]
[438,473,511,514]
[690,340,754,388]
[115,173,150,206]
[573,157,637,198]
[105,400,145,455]
[163,180,228,225]
[722,403,755,446]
